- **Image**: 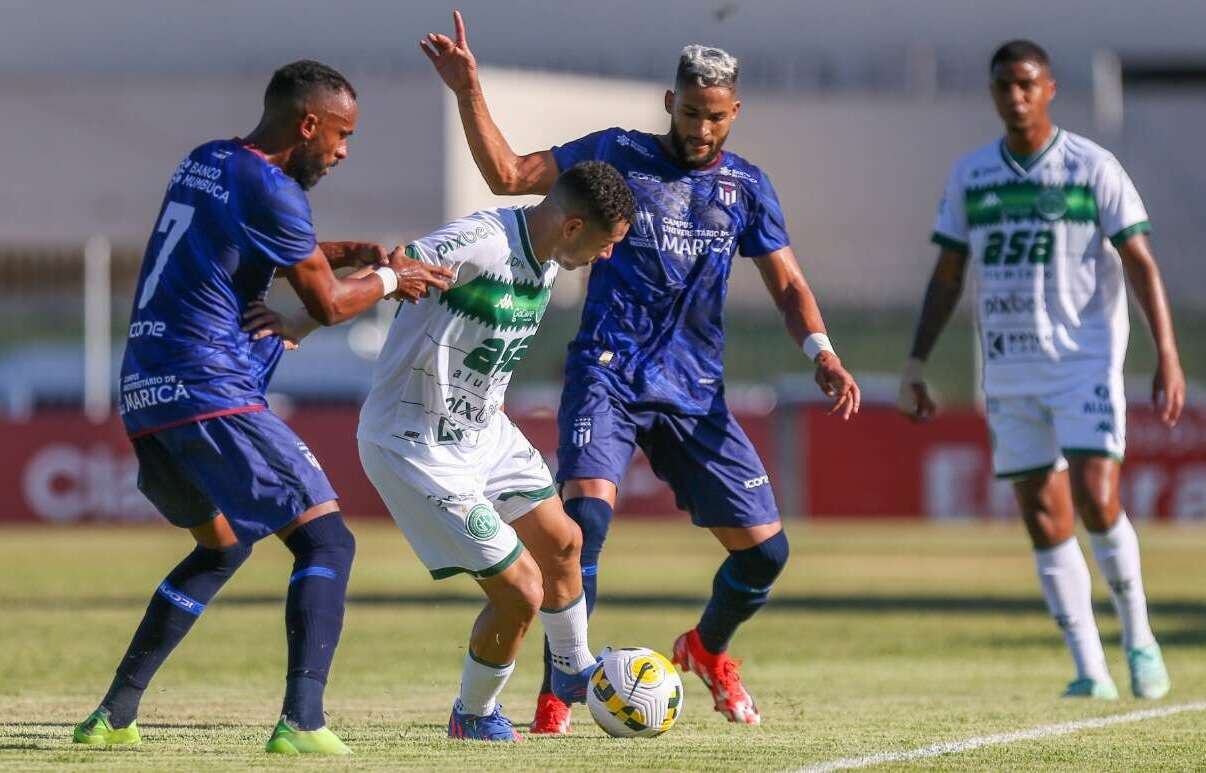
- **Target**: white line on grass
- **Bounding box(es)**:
[793,701,1206,772]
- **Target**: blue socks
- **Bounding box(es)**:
[102,541,252,727]
[281,514,356,730]
[541,496,612,694]
[697,530,789,654]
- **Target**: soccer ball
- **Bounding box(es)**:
[587,647,683,738]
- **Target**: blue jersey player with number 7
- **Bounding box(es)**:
[422,11,861,730]
[71,61,452,755]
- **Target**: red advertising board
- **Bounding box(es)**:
[801,405,1206,522]
[2,405,1203,524]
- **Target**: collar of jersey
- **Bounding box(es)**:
[513,207,543,275]
[999,127,1062,177]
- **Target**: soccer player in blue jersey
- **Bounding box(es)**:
[422,12,860,730]
[71,60,452,754]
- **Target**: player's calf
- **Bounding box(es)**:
[696,529,789,655]
[280,512,355,732]
[87,540,252,734]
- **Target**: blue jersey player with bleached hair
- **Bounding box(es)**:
[72,60,452,754]
[422,11,861,730]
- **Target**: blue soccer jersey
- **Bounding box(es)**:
[119,139,317,437]
[551,128,789,413]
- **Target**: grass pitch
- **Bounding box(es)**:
[2,519,1204,771]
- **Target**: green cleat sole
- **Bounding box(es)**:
[72,709,141,746]
[1062,677,1119,700]
[265,719,352,755]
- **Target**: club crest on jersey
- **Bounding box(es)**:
[572,417,592,447]
[1036,187,1068,221]
[717,179,739,207]
[632,209,656,239]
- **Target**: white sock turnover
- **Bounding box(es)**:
[540,592,595,673]
[458,650,515,716]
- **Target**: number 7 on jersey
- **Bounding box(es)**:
[137,201,195,310]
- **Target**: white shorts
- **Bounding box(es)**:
[986,370,1126,479]
[357,413,556,580]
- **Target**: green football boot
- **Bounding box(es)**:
[1127,643,1171,699]
[265,717,352,755]
[72,708,141,746]
[1062,677,1119,700]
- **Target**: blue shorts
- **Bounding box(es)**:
[132,409,338,544]
[555,378,779,528]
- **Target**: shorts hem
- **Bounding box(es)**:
[690,512,782,529]
[498,485,556,503]
[1061,447,1124,463]
[429,542,524,581]
[995,462,1058,480]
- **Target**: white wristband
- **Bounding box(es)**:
[374,266,399,297]
[803,333,835,362]
[902,356,926,384]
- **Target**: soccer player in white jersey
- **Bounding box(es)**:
[252,161,620,742]
[900,40,1186,700]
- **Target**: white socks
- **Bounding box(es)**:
[1089,513,1156,651]
[1034,538,1110,682]
[458,651,515,716]
[540,593,595,673]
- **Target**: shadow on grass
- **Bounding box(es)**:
[13,593,1206,620]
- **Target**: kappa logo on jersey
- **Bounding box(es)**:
[717,180,739,207]
[572,417,592,447]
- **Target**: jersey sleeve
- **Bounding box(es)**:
[931,165,969,254]
[737,172,790,257]
[550,128,619,171]
[1095,156,1151,246]
[237,169,318,267]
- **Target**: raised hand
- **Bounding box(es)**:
[387,246,454,303]
[815,352,861,420]
[420,10,478,94]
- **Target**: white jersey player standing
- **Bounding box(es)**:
[900,40,1186,700]
[362,161,633,740]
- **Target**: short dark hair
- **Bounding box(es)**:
[990,40,1050,73]
[553,161,635,228]
[264,60,356,112]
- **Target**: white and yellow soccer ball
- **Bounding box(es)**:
[587,647,683,738]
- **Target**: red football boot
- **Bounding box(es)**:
[672,628,761,725]
[529,692,572,735]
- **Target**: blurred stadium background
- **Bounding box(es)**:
[4,3,1206,768]
[1,0,1203,525]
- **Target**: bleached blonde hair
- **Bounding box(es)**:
[676,44,739,89]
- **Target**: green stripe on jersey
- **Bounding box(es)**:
[439,273,551,331]
[964,182,1098,228]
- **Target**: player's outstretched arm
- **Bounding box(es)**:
[284,245,452,325]
[1117,234,1186,426]
[754,247,860,420]
[898,248,969,422]
[317,241,390,270]
[419,10,558,195]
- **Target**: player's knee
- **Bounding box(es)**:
[564,496,612,560]
[732,529,790,588]
[1073,492,1115,532]
[284,512,356,573]
[501,570,544,623]
[190,541,252,578]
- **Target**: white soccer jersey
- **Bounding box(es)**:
[358,207,557,446]
[932,128,1150,398]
